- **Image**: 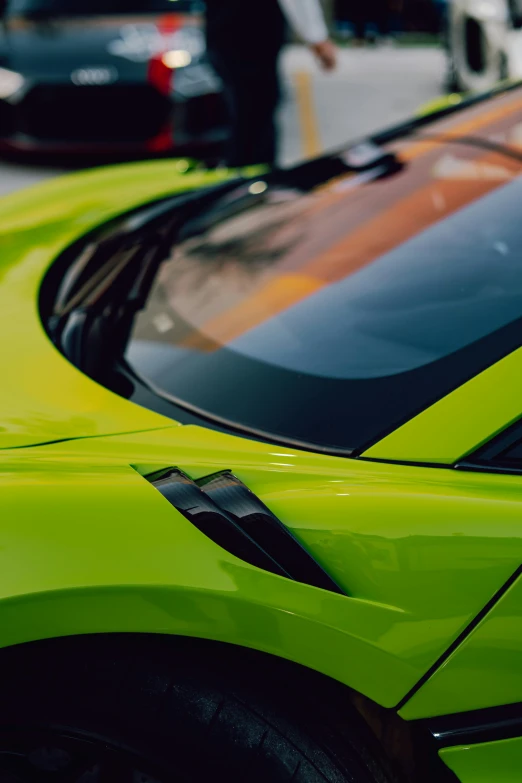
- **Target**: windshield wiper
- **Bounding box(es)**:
[56,221,179,384]
[50,179,243,386]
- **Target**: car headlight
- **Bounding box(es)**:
[166,26,205,63]
[161,49,193,69]
[0,67,25,100]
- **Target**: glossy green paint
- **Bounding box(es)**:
[2,424,522,708]
[3,159,522,719]
[401,566,522,719]
[0,160,232,449]
[2,155,522,462]
[363,348,522,464]
[440,737,522,782]
[1,154,522,464]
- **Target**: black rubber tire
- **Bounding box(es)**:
[0,636,397,783]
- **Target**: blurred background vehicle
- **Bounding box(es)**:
[1,0,521,197]
[333,0,444,41]
[445,0,522,91]
[0,0,227,157]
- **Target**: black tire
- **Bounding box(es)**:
[0,636,397,783]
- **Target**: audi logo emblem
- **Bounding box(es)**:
[71,67,118,86]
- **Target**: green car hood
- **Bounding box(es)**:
[2,161,522,717]
[2,155,522,464]
[0,160,231,450]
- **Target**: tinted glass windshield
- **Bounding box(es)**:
[128,130,522,453]
[8,0,199,16]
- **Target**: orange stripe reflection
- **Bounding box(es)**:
[182,275,323,351]
[401,94,522,162]
[181,101,522,351]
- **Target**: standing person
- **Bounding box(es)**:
[333,0,352,38]
[368,0,392,41]
[347,0,369,43]
[433,0,449,34]
[205,0,337,168]
[389,0,404,36]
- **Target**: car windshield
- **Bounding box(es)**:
[128,132,522,454]
[7,0,200,17]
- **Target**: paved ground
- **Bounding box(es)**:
[281,45,445,164]
[0,45,446,198]
[0,159,62,197]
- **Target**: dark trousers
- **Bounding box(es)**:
[346,0,390,38]
[371,0,391,36]
[209,51,282,167]
[347,1,367,38]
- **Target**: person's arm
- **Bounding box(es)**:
[278,0,337,70]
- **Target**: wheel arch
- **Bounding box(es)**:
[0,630,460,782]
[0,630,421,781]
[0,581,416,710]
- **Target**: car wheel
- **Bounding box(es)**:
[448,2,509,92]
[0,637,396,783]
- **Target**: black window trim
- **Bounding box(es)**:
[457,417,522,475]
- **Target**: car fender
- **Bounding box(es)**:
[3,426,522,712]
[0,452,412,709]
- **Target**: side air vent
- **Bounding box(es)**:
[147,468,345,596]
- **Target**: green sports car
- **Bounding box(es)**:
[3,83,522,783]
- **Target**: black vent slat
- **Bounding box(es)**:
[150,469,288,578]
[198,471,344,595]
[148,468,345,595]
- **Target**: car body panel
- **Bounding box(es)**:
[2,141,522,458]
[4,145,522,460]
[0,160,231,449]
[2,89,522,736]
[400,572,522,719]
[362,347,522,465]
[1,425,522,708]
[440,736,522,783]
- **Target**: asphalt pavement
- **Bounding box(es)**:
[0,45,446,198]
[281,45,445,164]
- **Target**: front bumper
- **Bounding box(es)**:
[0,78,227,154]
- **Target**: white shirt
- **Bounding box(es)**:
[278,0,329,45]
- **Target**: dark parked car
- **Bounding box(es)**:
[0,0,227,156]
